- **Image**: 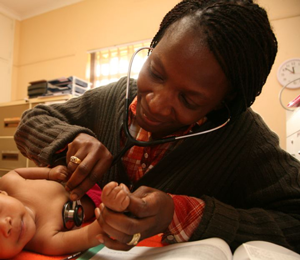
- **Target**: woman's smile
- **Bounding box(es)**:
[141,106,165,127]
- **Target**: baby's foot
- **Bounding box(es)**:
[101,181,130,212]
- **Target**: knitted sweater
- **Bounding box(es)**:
[15,77,300,252]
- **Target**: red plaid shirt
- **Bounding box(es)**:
[121,97,205,243]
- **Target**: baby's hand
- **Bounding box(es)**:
[101,181,130,212]
[48,165,69,182]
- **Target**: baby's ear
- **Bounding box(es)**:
[0,190,8,196]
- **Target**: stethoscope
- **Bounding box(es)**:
[62,200,84,230]
[112,47,231,164]
[61,47,231,228]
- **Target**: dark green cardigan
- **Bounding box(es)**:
[15,77,300,252]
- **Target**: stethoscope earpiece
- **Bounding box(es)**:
[62,200,84,230]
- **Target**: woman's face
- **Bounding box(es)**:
[0,192,36,258]
[136,22,230,138]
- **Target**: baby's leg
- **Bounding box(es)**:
[101,181,130,212]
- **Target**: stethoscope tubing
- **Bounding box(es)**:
[112,47,231,165]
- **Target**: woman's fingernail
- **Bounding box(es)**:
[120,183,129,193]
[95,208,101,219]
[120,183,126,191]
[96,234,104,244]
[70,193,78,201]
[100,203,104,210]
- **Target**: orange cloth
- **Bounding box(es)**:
[9,252,64,260]
[9,235,165,260]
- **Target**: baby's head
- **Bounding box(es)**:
[0,190,36,259]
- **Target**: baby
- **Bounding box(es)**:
[0,165,102,259]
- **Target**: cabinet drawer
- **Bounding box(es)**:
[0,104,29,135]
[0,138,27,169]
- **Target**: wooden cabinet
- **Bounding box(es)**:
[0,95,74,176]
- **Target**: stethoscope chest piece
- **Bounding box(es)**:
[62,200,84,230]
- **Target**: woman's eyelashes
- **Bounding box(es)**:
[148,65,201,110]
[179,93,200,110]
[149,65,164,82]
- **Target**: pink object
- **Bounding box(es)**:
[287,94,300,108]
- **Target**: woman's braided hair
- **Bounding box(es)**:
[150,0,278,122]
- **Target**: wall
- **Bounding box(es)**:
[251,0,300,149]
[9,0,300,149]
[0,13,14,103]
[12,0,179,99]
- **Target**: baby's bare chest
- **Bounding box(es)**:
[24,180,70,229]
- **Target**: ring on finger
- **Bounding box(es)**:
[70,155,82,165]
[127,233,141,246]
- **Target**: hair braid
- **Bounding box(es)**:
[151,0,207,49]
[150,0,277,122]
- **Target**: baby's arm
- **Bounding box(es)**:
[13,165,68,182]
[101,181,130,212]
[29,220,102,256]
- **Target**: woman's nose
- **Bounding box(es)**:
[0,217,12,237]
[146,89,175,117]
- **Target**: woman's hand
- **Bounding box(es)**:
[65,133,113,200]
[95,186,174,250]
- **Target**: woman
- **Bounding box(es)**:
[15,0,300,253]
